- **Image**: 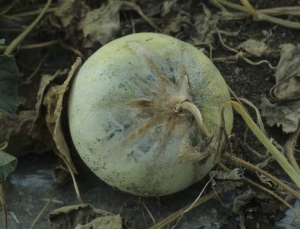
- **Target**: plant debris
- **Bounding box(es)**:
[0,111,48,157]
[49,204,123,229]
[261,44,300,133]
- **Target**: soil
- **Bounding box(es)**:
[1,0,300,229]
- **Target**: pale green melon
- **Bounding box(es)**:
[68,33,233,196]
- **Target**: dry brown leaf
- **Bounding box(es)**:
[210,168,244,180]
[271,72,300,101]
[49,204,122,229]
[134,0,163,16]
[163,3,218,45]
[83,1,122,48]
[272,44,300,100]
[51,0,90,43]
[43,58,82,174]
[261,95,300,133]
[74,215,122,229]
[232,190,255,214]
[0,111,49,157]
[52,163,71,184]
[261,44,300,133]
[31,71,68,147]
[83,1,159,48]
[238,39,268,57]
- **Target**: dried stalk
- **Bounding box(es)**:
[284,121,300,175]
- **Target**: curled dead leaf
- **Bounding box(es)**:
[43,58,82,174]
[210,168,244,180]
[0,110,48,157]
[271,44,300,101]
[51,0,90,44]
[83,1,159,48]
[31,70,68,147]
[261,44,300,133]
[238,39,268,57]
[31,58,81,176]
[163,3,218,45]
[50,204,123,229]
[261,95,300,133]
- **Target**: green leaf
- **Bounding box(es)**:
[0,150,17,182]
[0,55,20,114]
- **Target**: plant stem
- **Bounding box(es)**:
[227,154,300,200]
[240,0,259,21]
[4,0,52,55]
[180,101,208,139]
[284,121,300,175]
[0,183,7,229]
[0,40,59,51]
[226,101,300,189]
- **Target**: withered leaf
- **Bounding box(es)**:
[261,93,300,133]
[0,111,49,157]
[50,204,122,229]
[261,44,300,133]
[210,168,244,181]
[51,0,90,43]
[163,3,218,45]
[83,1,159,48]
[177,136,218,163]
[271,72,300,101]
[237,39,268,57]
[83,1,122,48]
[272,44,300,100]
[31,70,68,148]
[43,58,82,174]
[233,190,255,214]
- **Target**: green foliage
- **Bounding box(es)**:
[0,55,20,114]
[0,150,17,182]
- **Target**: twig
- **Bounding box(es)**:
[216,29,277,69]
[238,98,269,158]
[221,154,300,223]
[240,0,258,21]
[4,0,52,55]
[64,160,83,204]
[171,174,214,229]
[138,200,155,225]
[245,178,300,224]
[0,183,7,229]
[216,0,300,29]
[59,42,85,60]
[0,1,18,16]
[123,1,161,32]
[0,40,59,51]
[216,7,300,20]
[284,121,300,175]
[225,154,300,200]
[29,187,56,229]
[23,50,50,85]
[0,142,8,150]
[213,49,281,62]
[224,101,300,189]
[7,7,57,18]
[148,191,220,229]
